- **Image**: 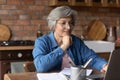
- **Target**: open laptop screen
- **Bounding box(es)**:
[104,49,120,80]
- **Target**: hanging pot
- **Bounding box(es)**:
[87,20,107,40]
[0,24,11,41]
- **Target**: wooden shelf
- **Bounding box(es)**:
[48,0,71,6]
[0,46,33,50]
[48,0,120,7]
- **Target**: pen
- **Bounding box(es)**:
[82,58,93,68]
[69,61,76,67]
[68,57,76,67]
[63,74,71,80]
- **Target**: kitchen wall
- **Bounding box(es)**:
[0,0,120,40]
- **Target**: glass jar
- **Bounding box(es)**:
[107,26,115,42]
[116,19,120,42]
[37,24,43,38]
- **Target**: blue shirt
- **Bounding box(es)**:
[32,31,107,72]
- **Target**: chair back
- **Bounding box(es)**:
[84,41,115,53]
[23,61,36,72]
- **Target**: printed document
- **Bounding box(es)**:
[37,73,67,80]
[37,68,92,80]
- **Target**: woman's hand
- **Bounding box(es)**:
[60,35,72,51]
[100,64,108,73]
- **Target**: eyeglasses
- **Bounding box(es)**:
[57,21,74,28]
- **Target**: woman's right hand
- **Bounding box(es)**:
[100,64,108,73]
[60,35,72,51]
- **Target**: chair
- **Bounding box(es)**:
[84,41,115,61]
[23,61,36,72]
[84,41,115,53]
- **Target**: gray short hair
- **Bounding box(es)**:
[47,6,77,30]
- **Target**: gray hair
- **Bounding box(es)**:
[47,6,77,30]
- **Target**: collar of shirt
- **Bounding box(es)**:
[47,31,58,49]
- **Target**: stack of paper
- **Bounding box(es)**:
[60,68,93,76]
[37,73,67,80]
[37,68,93,80]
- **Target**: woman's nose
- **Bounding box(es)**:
[65,23,71,29]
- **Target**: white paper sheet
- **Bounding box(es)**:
[37,68,93,80]
[60,68,93,76]
[37,73,67,80]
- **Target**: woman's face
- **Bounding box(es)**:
[54,17,74,37]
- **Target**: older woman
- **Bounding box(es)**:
[32,6,108,73]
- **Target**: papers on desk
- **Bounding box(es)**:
[37,73,67,80]
[60,68,93,76]
[59,68,71,76]
[37,68,93,80]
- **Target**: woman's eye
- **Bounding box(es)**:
[61,22,66,25]
[69,22,74,26]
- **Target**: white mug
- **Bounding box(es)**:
[71,66,86,80]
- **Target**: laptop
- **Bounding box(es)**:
[87,49,120,80]
[103,49,120,80]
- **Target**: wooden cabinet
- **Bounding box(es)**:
[87,0,104,7]
[48,0,71,6]
[0,46,33,80]
[85,0,120,7]
[48,0,120,7]
[103,0,120,7]
[48,0,89,6]
[70,0,88,6]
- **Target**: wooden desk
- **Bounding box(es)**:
[4,71,104,80]
[4,72,38,80]
[0,46,33,80]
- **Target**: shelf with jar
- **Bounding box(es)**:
[70,0,88,6]
[48,0,71,6]
[48,0,120,7]
[82,0,120,7]
[48,0,90,6]
[103,0,120,7]
[86,0,104,7]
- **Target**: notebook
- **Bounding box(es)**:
[103,49,120,80]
